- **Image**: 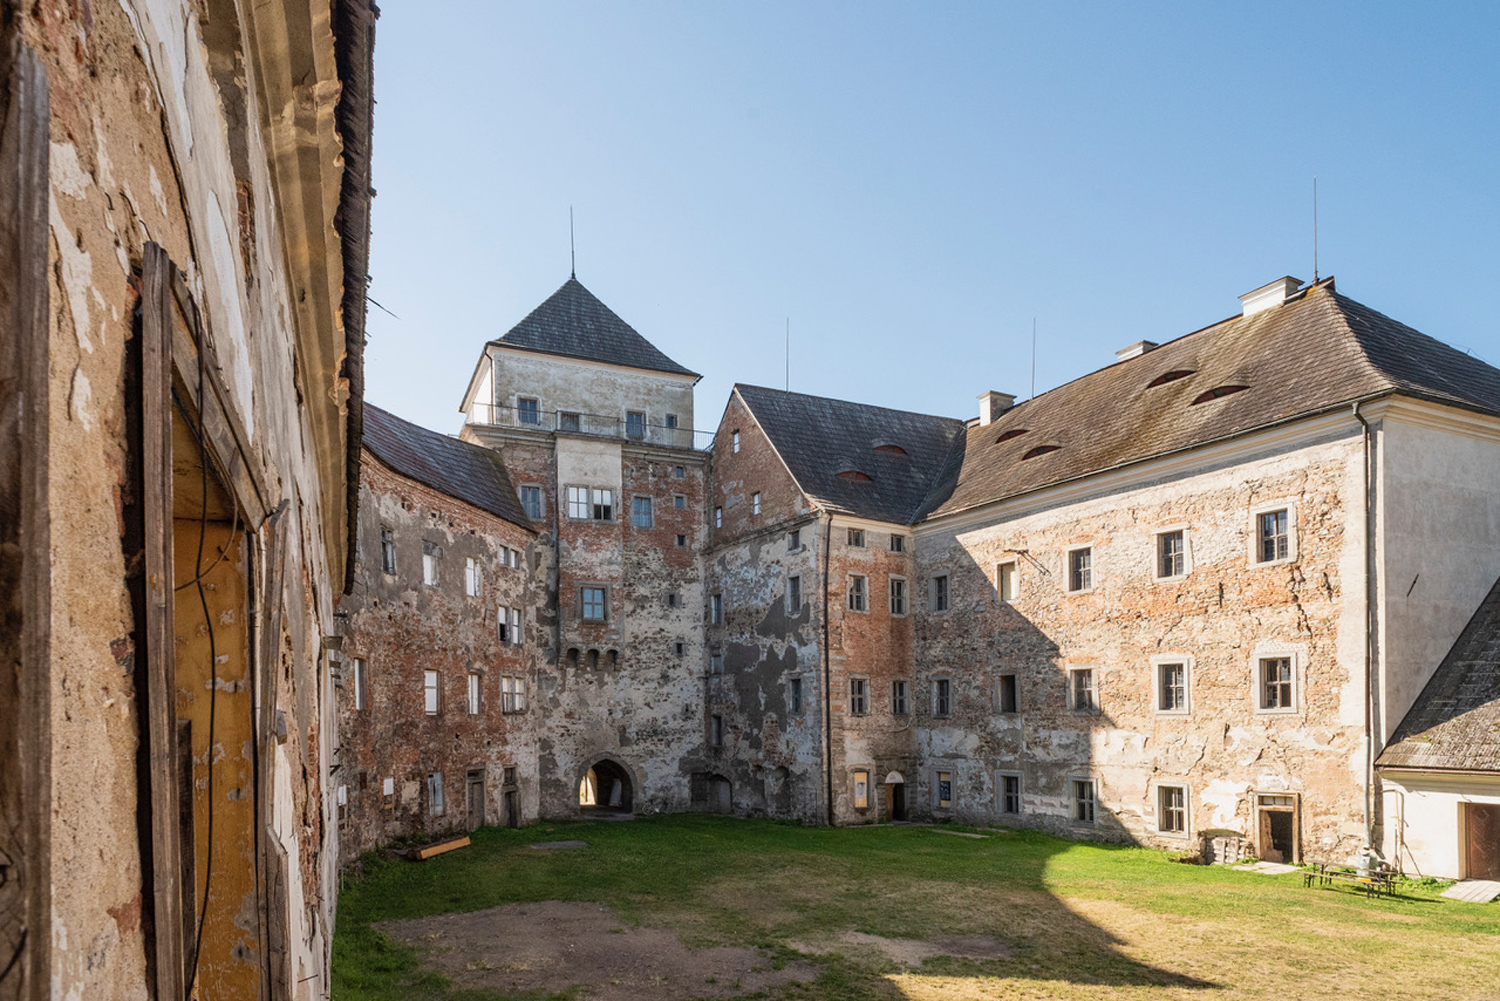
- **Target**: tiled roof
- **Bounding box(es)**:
[1378,576,1500,772]
[362,404,533,531]
[734,385,965,525]
[492,277,699,378]
[919,279,1500,519]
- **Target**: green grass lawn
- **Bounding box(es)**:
[332,815,1499,1000]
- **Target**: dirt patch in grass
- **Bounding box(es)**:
[378,900,817,1000]
[790,931,1012,967]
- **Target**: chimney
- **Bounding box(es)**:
[1239,276,1304,317]
[977,390,1016,426]
[1115,340,1158,362]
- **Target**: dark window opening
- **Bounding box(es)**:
[874,443,908,455]
[1022,445,1060,460]
[995,428,1029,444]
[836,469,873,482]
[1147,369,1194,388]
[1191,385,1249,404]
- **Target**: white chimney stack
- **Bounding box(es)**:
[1115,340,1159,362]
[977,390,1017,426]
[1239,276,1304,317]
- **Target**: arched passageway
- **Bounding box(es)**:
[579,760,634,813]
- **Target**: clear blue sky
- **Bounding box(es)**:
[364,1,1499,438]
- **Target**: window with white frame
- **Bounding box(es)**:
[501,675,526,713]
[996,673,1019,713]
[592,488,614,521]
[847,528,865,547]
[1071,778,1097,824]
[889,534,905,553]
[714,506,722,528]
[935,770,953,809]
[625,410,646,439]
[1157,783,1188,835]
[1253,504,1294,564]
[1257,655,1296,711]
[465,557,482,597]
[1155,659,1189,714]
[520,485,543,520]
[786,575,802,613]
[1068,666,1098,713]
[467,672,481,715]
[352,658,367,710]
[847,575,867,612]
[1157,529,1187,579]
[853,770,870,810]
[930,573,949,612]
[428,772,445,815]
[380,527,396,574]
[889,577,907,616]
[422,541,440,586]
[581,586,608,622]
[996,560,1018,602]
[933,677,952,717]
[1000,772,1022,815]
[850,677,869,715]
[731,430,741,453]
[517,397,540,425]
[507,607,522,646]
[711,592,724,625]
[751,492,761,515]
[891,679,909,715]
[631,495,653,528]
[566,486,591,520]
[423,670,440,715]
[1068,547,1092,592]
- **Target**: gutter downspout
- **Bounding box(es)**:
[1353,401,1376,850]
[821,512,834,827]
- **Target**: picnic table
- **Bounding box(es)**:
[1301,861,1396,899]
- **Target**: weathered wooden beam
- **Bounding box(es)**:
[410,836,471,861]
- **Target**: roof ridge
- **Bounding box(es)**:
[735,382,961,426]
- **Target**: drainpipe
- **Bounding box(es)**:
[1353,401,1376,850]
[821,512,834,827]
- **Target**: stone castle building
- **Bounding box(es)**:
[339,274,1500,883]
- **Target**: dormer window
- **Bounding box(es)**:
[995,428,1030,444]
[874,443,907,456]
[1021,445,1060,460]
[1191,385,1248,405]
[836,469,873,482]
[1148,369,1194,388]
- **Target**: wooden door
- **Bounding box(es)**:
[1466,803,1500,880]
[466,771,484,832]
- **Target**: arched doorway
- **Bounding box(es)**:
[579,759,634,814]
[885,771,907,822]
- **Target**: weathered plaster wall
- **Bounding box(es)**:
[338,457,539,858]
[911,432,1369,859]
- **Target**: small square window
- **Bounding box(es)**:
[889,577,907,616]
[731,430,741,453]
[675,534,687,547]
[1000,773,1022,815]
[889,534,905,553]
[930,573,949,612]
[1158,784,1188,835]
[467,672,481,715]
[1069,667,1097,713]
[1156,661,1189,713]
[1258,655,1295,711]
[936,770,953,809]
[847,575,867,613]
[788,677,802,713]
[788,529,801,551]
[674,465,685,478]
[1072,779,1096,825]
[559,411,581,433]
[517,397,540,425]
[933,678,952,717]
[711,593,724,625]
[996,560,1017,602]
[581,586,608,622]
[847,528,865,547]
[673,494,686,509]
[996,674,1019,713]
[380,527,396,574]
[752,492,761,515]
[666,413,678,429]
[853,769,870,810]
[631,495,653,528]
[786,575,802,613]
[1068,547,1092,592]
[850,677,868,715]
[1257,509,1290,563]
[422,542,440,586]
[891,679,909,715]
[423,670,440,715]
[520,486,543,521]
[626,410,646,439]
[1158,530,1186,579]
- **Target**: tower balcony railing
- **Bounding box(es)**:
[465,401,712,450]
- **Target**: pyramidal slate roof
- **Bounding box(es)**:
[1378,575,1500,772]
[919,279,1500,520]
[735,384,966,525]
[491,277,699,378]
[362,404,533,531]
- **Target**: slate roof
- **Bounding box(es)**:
[734,385,966,525]
[1378,575,1500,772]
[919,279,1500,519]
[362,404,533,531]
[491,277,699,378]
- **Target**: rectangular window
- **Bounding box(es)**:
[626,410,646,439]
[934,678,952,717]
[892,679,909,715]
[581,586,608,622]
[559,410,581,432]
[996,560,1017,602]
[1159,785,1187,834]
[847,528,865,547]
[675,534,687,547]
[424,670,440,715]
[1001,774,1022,815]
[422,541,440,586]
[465,557,482,597]
[731,430,741,453]
[566,486,591,520]
[936,771,953,809]
[850,678,868,715]
[592,488,614,521]
[889,534,905,553]
[847,575,867,612]
[673,494,686,509]
[666,413,678,429]
[1068,547,1092,592]
[467,673,481,715]
[1157,662,1188,713]
[675,641,685,656]
[931,573,950,612]
[853,770,870,810]
[1158,530,1186,578]
[1259,656,1294,710]
[711,713,724,746]
[631,495,653,528]
[501,676,526,713]
[517,397,540,425]
[788,528,801,551]
[1069,667,1097,713]
[380,527,396,574]
[668,592,680,608]
[787,575,802,613]
[1258,509,1289,563]
[1072,779,1096,824]
[428,772,445,815]
[674,465,685,478]
[710,652,724,675]
[508,607,522,646]
[889,577,907,615]
[353,658,367,711]
[520,485,543,520]
[751,492,761,515]
[997,674,1018,713]
[714,506,723,528]
[711,592,724,625]
[788,677,802,714]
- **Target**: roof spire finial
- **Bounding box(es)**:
[1312,176,1319,284]
[570,205,576,279]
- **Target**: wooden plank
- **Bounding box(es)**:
[0,38,52,1001]
[141,243,187,1001]
[263,829,292,1001]
[410,836,471,861]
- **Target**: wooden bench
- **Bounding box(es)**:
[1302,862,1396,899]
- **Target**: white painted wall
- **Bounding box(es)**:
[1381,772,1500,878]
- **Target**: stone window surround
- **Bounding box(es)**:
[786,574,802,614]
[579,584,610,622]
[851,767,872,811]
[1070,775,1099,826]
[995,558,1019,603]
[1252,643,1303,715]
[1151,653,1193,715]
[564,484,615,522]
[625,409,648,439]
[846,574,868,613]
[423,670,440,715]
[995,672,1020,714]
[1153,523,1192,581]
[500,675,526,713]
[934,768,954,809]
[1154,779,1191,837]
[519,484,545,521]
[630,493,654,528]
[751,492,762,515]
[891,677,910,715]
[888,575,908,616]
[996,769,1022,815]
[932,676,953,718]
[1065,544,1095,594]
[1249,499,1299,567]
[849,675,870,715]
[929,572,950,613]
[1067,663,1099,714]
[467,671,482,715]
